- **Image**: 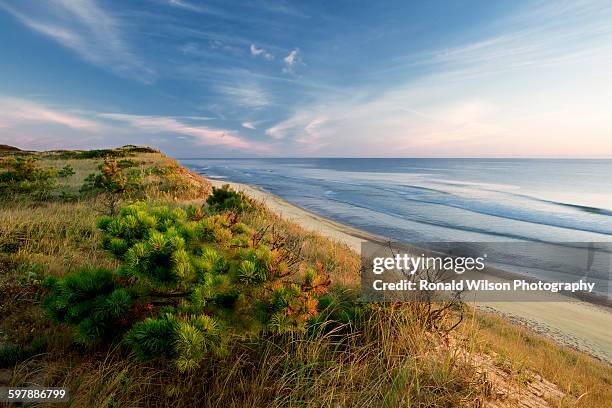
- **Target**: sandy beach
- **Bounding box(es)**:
[211,179,612,364]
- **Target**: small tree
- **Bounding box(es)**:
[81,158,139,215]
[44,193,330,371]
[57,164,76,178]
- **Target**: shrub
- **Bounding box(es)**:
[59,149,132,160]
[206,184,250,212]
[117,159,141,168]
[58,146,156,159]
[81,159,127,194]
[80,159,142,214]
[145,166,171,176]
[43,267,133,343]
[59,190,79,202]
[57,164,76,178]
[0,338,47,368]
[44,200,330,371]
[0,156,57,199]
[121,145,158,154]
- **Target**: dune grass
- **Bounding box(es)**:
[0,147,610,407]
[463,311,612,407]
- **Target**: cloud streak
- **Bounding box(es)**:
[0,97,100,131]
[167,0,204,13]
[0,96,273,154]
[264,2,612,157]
[100,113,266,152]
[217,82,271,109]
[0,0,156,82]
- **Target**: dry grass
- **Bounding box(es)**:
[239,202,362,288]
[0,201,113,273]
[463,311,612,407]
[5,307,489,407]
[0,150,210,277]
[0,148,610,407]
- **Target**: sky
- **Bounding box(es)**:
[0,0,611,158]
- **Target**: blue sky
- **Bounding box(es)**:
[0,0,611,157]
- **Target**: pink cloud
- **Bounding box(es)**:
[0,98,100,131]
[100,113,269,152]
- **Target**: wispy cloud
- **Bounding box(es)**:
[0,0,156,82]
[0,96,105,150]
[264,93,512,156]
[178,115,217,121]
[217,83,271,109]
[167,0,204,12]
[0,95,275,153]
[263,2,612,157]
[282,48,302,74]
[250,44,273,60]
[0,97,100,131]
[3,1,611,157]
[379,2,612,80]
[100,113,265,151]
[265,111,319,140]
[264,112,329,154]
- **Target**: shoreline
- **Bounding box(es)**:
[210,179,612,364]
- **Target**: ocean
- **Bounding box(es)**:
[180,158,612,242]
[180,158,612,295]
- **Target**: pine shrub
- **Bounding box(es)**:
[43,193,331,371]
[81,159,128,195]
[80,158,142,214]
[57,164,75,178]
[206,184,250,212]
[0,156,58,199]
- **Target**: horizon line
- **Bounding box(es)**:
[175,156,612,160]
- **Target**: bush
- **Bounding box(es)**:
[43,267,132,343]
[206,184,250,212]
[59,190,79,202]
[80,159,142,214]
[117,159,141,169]
[59,149,132,160]
[57,146,157,159]
[81,159,128,194]
[57,164,75,178]
[121,145,158,154]
[0,156,57,199]
[0,338,47,368]
[44,200,331,371]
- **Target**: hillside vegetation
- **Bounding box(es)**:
[0,145,22,152]
[0,147,610,407]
